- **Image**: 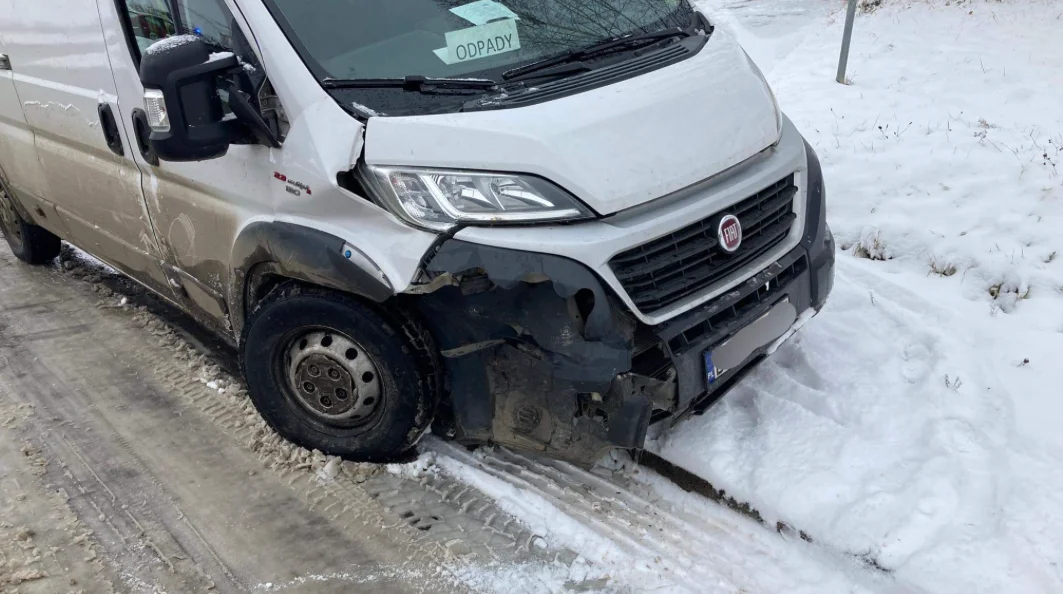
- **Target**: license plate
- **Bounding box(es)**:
[704,298,797,387]
[704,351,719,385]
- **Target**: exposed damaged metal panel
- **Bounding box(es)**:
[412,239,656,465]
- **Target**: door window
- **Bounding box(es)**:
[126,0,177,53]
[174,0,235,49]
[122,0,237,59]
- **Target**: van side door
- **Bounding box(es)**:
[97,0,274,333]
[0,0,173,292]
[0,23,61,236]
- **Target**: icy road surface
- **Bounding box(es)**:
[0,246,480,593]
[1,244,644,593]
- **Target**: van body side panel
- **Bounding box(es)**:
[229,0,438,296]
[1,0,171,292]
[97,0,274,326]
[141,154,267,322]
[0,73,67,237]
[98,0,437,335]
[0,11,64,236]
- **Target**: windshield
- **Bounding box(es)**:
[267,0,691,81]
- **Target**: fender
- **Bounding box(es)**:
[228,221,394,339]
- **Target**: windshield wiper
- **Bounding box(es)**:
[499,62,593,84]
[502,27,692,82]
[322,75,497,93]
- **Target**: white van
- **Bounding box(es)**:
[0,0,834,464]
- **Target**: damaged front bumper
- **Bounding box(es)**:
[410,143,835,465]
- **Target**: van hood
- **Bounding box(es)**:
[363,27,780,216]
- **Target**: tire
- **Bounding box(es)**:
[0,181,61,265]
[240,284,440,462]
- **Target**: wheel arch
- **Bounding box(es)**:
[228,222,396,340]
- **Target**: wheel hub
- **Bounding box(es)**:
[284,330,381,425]
[294,353,356,415]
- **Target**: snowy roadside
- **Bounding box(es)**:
[650,1,1063,593]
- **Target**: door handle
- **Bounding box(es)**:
[131,108,159,166]
[0,54,10,71]
[97,103,124,156]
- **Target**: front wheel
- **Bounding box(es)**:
[0,181,60,265]
[240,284,439,462]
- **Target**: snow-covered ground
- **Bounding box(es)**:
[427,1,1063,593]
[651,1,1063,593]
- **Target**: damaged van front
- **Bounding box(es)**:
[290,0,835,463]
[377,126,835,464]
[0,0,833,466]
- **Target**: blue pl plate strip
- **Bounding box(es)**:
[704,351,718,385]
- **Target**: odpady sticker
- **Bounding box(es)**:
[444,19,520,64]
[449,0,520,26]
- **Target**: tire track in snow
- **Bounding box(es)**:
[428,439,904,593]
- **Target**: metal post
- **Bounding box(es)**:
[836,0,859,84]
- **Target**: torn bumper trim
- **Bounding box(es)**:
[414,241,637,463]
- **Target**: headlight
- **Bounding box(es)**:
[362,166,594,231]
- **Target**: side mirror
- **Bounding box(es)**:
[139,35,281,162]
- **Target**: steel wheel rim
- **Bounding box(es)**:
[282,329,383,427]
[0,183,23,249]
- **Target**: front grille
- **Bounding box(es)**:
[610,175,798,313]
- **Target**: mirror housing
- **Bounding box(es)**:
[139,35,237,162]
